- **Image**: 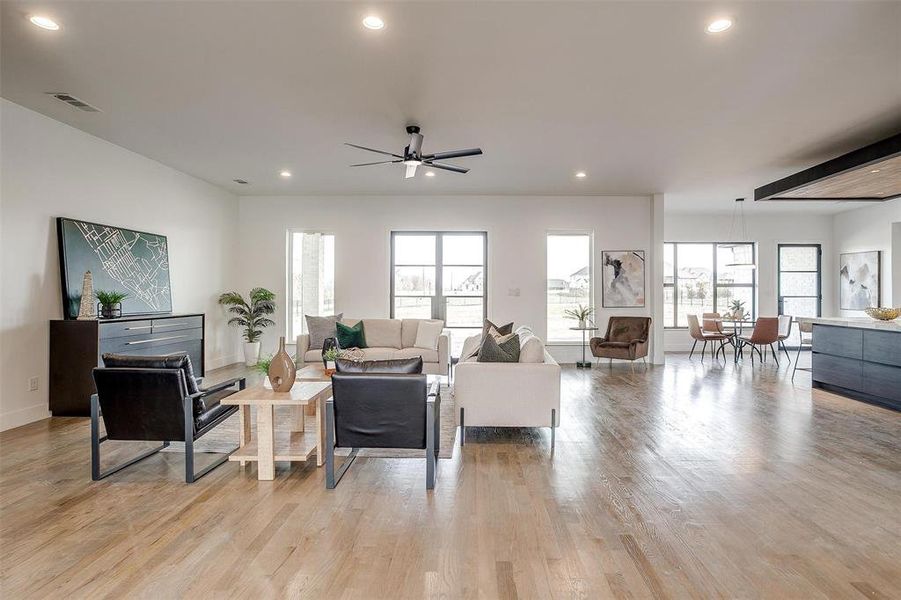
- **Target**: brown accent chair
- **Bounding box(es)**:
[687,314,730,360]
[589,317,652,371]
[737,317,780,365]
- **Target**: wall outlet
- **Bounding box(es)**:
[28,376,39,392]
[508,288,521,297]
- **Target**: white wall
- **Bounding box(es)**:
[0,100,240,430]
[663,212,835,351]
[832,198,901,314]
[236,194,654,363]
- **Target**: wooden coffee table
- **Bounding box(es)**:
[221,381,332,480]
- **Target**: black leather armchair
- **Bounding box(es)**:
[91,353,245,483]
[326,358,440,489]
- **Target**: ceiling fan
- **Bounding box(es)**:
[346,125,482,179]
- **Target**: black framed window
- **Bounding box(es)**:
[663,242,757,328]
[390,231,487,354]
[778,244,822,347]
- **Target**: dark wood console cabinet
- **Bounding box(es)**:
[49,313,205,416]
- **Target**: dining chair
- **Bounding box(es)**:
[792,319,814,381]
[776,315,793,362]
[688,314,730,360]
[736,317,780,365]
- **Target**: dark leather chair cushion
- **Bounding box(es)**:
[194,402,238,435]
[335,357,423,374]
[103,353,201,395]
[331,373,428,449]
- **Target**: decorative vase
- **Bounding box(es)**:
[243,341,261,366]
[325,360,336,375]
[267,336,296,392]
[321,337,338,368]
[97,302,122,319]
[578,318,587,329]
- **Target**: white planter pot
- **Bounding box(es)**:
[243,342,261,366]
[326,360,336,371]
[578,319,587,329]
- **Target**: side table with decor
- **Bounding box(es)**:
[570,326,599,368]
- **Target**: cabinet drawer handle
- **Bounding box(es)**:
[126,335,188,345]
[153,322,191,328]
[124,325,152,331]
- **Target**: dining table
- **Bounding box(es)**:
[714,318,756,362]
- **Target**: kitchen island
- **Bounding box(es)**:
[802,317,901,411]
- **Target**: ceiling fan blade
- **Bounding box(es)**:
[350,160,402,167]
[421,148,483,161]
[405,164,418,179]
[344,142,403,159]
[423,162,469,174]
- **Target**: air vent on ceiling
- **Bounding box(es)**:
[46,92,102,112]
[232,179,249,185]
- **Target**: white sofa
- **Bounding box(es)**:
[296,318,450,376]
[452,326,561,447]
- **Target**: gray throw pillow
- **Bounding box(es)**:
[477,333,521,363]
[482,318,514,339]
[306,313,343,350]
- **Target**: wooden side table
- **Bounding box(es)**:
[221,381,332,480]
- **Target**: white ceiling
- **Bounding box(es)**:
[2,1,900,214]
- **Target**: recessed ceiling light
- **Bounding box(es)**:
[575,171,587,178]
[706,18,733,34]
[280,170,292,178]
[425,171,435,177]
[870,168,881,173]
[362,16,385,30]
[29,15,60,30]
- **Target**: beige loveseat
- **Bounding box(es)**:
[453,326,561,447]
[296,318,450,376]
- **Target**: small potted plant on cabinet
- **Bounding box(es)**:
[218,287,276,366]
[95,290,128,319]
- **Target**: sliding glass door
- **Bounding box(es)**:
[778,244,822,347]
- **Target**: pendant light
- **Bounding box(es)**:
[721,198,756,269]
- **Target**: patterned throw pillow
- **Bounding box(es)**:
[306,313,343,350]
[477,333,521,362]
[336,320,367,348]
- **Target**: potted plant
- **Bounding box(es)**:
[95,290,128,319]
[323,347,340,375]
[729,299,746,321]
[563,304,595,329]
[218,288,276,366]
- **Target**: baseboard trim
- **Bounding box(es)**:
[207,354,242,371]
[0,404,52,432]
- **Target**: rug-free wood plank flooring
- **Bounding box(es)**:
[1,356,899,598]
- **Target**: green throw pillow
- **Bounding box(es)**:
[477,333,520,362]
[336,320,367,348]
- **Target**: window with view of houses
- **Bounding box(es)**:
[546,233,592,342]
[663,242,756,328]
[288,232,335,339]
[390,231,487,355]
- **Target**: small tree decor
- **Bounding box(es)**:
[218,287,276,365]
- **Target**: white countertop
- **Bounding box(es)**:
[799,316,901,332]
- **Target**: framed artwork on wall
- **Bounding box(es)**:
[839,250,880,310]
[57,217,173,319]
[602,250,645,308]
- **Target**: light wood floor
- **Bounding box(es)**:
[1,355,899,599]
